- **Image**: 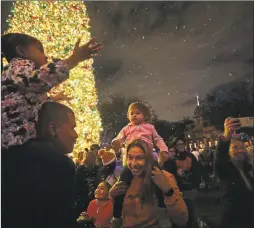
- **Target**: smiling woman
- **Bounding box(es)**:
[215,117,254,228]
[110,139,188,228]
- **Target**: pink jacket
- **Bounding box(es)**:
[112,122,168,152]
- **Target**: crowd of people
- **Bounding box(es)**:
[2,32,254,228]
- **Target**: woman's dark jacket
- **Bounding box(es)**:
[214,137,254,228]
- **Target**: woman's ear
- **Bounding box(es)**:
[16,45,27,58]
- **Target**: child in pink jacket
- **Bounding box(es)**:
[111,102,169,223]
[112,101,168,153]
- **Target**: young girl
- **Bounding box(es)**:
[1,33,103,148]
[79,182,113,228]
[111,102,168,153]
[111,102,169,221]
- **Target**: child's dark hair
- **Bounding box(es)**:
[1,33,41,63]
[99,181,112,191]
[127,102,151,122]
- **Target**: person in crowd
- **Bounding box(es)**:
[1,33,103,148]
[199,145,213,190]
[2,101,78,228]
[114,146,124,179]
[111,102,168,221]
[163,137,201,228]
[247,145,254,172]
[111,101,168,154]
[75,151,99,218]
[80,182,113,228]
[215,117,254,228]
[90,143,103,167]
[95,148,119,187]
[74,151,85,167]
[191,147,200,162]
[110,139,188,228]
[159,143,176,167]
[120,146,127,166]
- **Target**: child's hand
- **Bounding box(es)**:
[73,37,103,62]
[80,211,90,219]
[66,37,103,69]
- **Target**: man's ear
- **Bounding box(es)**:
[16,46,27,58]
[49,122,57,138]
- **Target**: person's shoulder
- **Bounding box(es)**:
[107,198,113,208]
[89,199,97,207]
[2,139,39,157]
[180,151,195,159]
[17,139,73,166]
[186,151,197,160]
[97,165,105,174]
[162,170,179,188]
[162,169,175,178]
[2,144,25,161]
[162,170,177,183]
[2,139,46,170]
[141,123,156,131]
[123,124,131,129]
[143,123,154,127]
[76,164,85,171]
[163,158,177,168]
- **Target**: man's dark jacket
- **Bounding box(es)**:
[2,138,77,228]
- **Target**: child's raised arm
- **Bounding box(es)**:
[5,58,70,94]
[151,125,168,152]
[111,127,127,152]
[5,38,103,94]
[66,37,103,69]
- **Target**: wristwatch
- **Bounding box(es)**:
[163,188,174,197]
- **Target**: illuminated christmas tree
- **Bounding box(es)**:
[5,1,102,153]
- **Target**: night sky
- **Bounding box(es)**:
[2,1,253,121]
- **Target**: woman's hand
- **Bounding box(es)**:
[223,117,241,140]
[177,168,184,176]
[151,166,171,193]
[67,37,103,69]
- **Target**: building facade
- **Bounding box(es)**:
[184,98,222,150]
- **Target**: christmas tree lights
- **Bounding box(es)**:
[5,1,102,153]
